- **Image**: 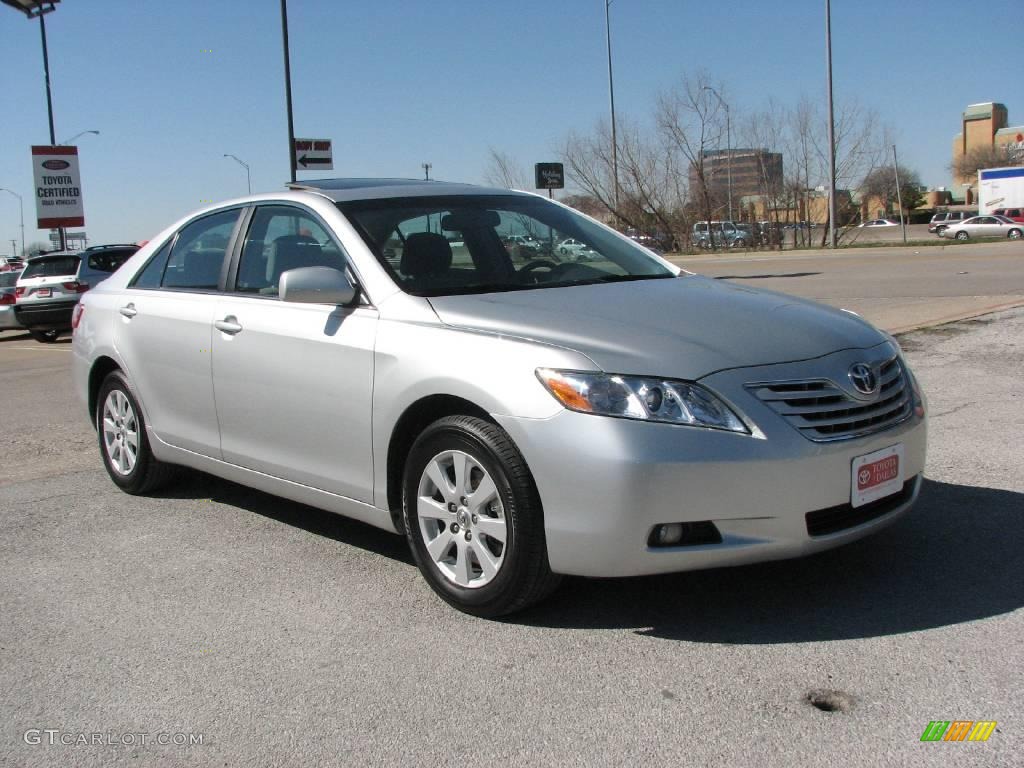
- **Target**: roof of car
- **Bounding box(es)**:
[286,178,530,202]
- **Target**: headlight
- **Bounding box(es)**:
[536,368,749,434]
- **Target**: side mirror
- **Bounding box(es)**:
[279,266,357,306]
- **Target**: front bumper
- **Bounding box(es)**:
[14,299,78,330]
[496,353,927,578]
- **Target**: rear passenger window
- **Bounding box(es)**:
[131,241,173,289]
[87,249,136,273]
[161,210,239,290]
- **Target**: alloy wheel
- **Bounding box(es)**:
[102,389,139,475]
[416,449,507,588]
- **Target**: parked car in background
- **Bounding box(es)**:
[0,256,23,273]
[928,210,976,234]
[15,244,138,342]
[858,219,900,228]
[939,215,1023,241]
[692,221,750,248]
[71,178,926,616]
[556,237,597,260]
[0,271,23,331]
[992,207,1024,223]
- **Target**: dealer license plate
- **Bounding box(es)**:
[851,444,904,508]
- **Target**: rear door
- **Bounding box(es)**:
[16,254,81,305]
[115,208,243,456]
[211,203,377,501]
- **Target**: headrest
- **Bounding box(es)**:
[400,232,452,277]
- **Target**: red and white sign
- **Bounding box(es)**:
[32,145,85,229]
[851,444,904,508]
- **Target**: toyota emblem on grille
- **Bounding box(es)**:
[849,363,878,395]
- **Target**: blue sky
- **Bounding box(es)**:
[1,0,1022,247]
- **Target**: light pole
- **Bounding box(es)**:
[422,163,432,181]
[223,154,252,194]
[892,145,906,244]
[0,188,25,258]
[604,0,620,225]
[825,0,838,248]
[59,129,99,145]
[2,0,64,250]
[280,0,297,183]
[703,86,732,222]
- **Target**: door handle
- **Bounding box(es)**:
[214,316,243,335]
[119,303,137,318]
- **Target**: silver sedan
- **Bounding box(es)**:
[940,214,1024,240]
[72,179,927,616]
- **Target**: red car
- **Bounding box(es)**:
[992,207,1024,223]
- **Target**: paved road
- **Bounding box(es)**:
[672,239,1024,332]
[0,309,1022,767]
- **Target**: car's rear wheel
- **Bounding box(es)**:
[955,231,969,241]
[935,226,947,235]
[403,415,560,617]
[1008,229,1022,240]
[96,371,177,494]
[28,329,60,343]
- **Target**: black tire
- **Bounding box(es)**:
[955,231,969,241]
[96,370,178,494]
[733,238,747,248]
[402,415,561,617]
[935,226,947,235]
[1009,229,1022,240]
[28,329,60,343]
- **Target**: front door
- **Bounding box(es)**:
[210,204,377,502]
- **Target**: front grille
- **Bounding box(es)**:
[747,357,912,441]
[805,477,917,536]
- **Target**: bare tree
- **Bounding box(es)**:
[483,149,531,190]
[657,72,727,246]
[951,144,1022,181]
[860,165,923,218]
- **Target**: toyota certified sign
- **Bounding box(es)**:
[32,145,85,229]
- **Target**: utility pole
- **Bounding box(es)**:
[422,163,432,181]
[0,189,25,258]
[280,0,297,183]
[605,0,619,227]
[825,0,838,248]
[892,144,907,244]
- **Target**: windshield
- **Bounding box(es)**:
[338,194,675,297]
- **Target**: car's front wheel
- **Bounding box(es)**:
[1008,229,1022,240]
[96,370,178,494]
[403,415,560,617]
[956,231,969,241]
[28,329,60,343]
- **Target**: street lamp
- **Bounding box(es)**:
[59,129,99,145]
[223,154,252,194]
[0,188,25,258]
[703,85,732,221]
[422,163,432,181]
[605,0,620,225]
[825,0,838,248]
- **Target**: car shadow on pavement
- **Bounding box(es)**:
[154,471,414,566]
[516,478,1024,643]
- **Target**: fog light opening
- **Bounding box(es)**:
[648,521,723,548]
[654,523,684,546]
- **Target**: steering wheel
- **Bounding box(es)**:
[518,259,561,274]
[517,259,567,284]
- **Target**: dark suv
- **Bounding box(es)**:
[15,244,138,342]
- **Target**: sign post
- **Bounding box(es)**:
[32,146,85,244]
[293,138,333,171]
[535,162,564,199]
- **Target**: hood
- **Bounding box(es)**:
[427,275,885,379]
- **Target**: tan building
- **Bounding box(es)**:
[952,102,1024,186]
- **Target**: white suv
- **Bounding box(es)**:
[16,245,137,342]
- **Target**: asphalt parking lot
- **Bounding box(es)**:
[1,305,1022,767]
